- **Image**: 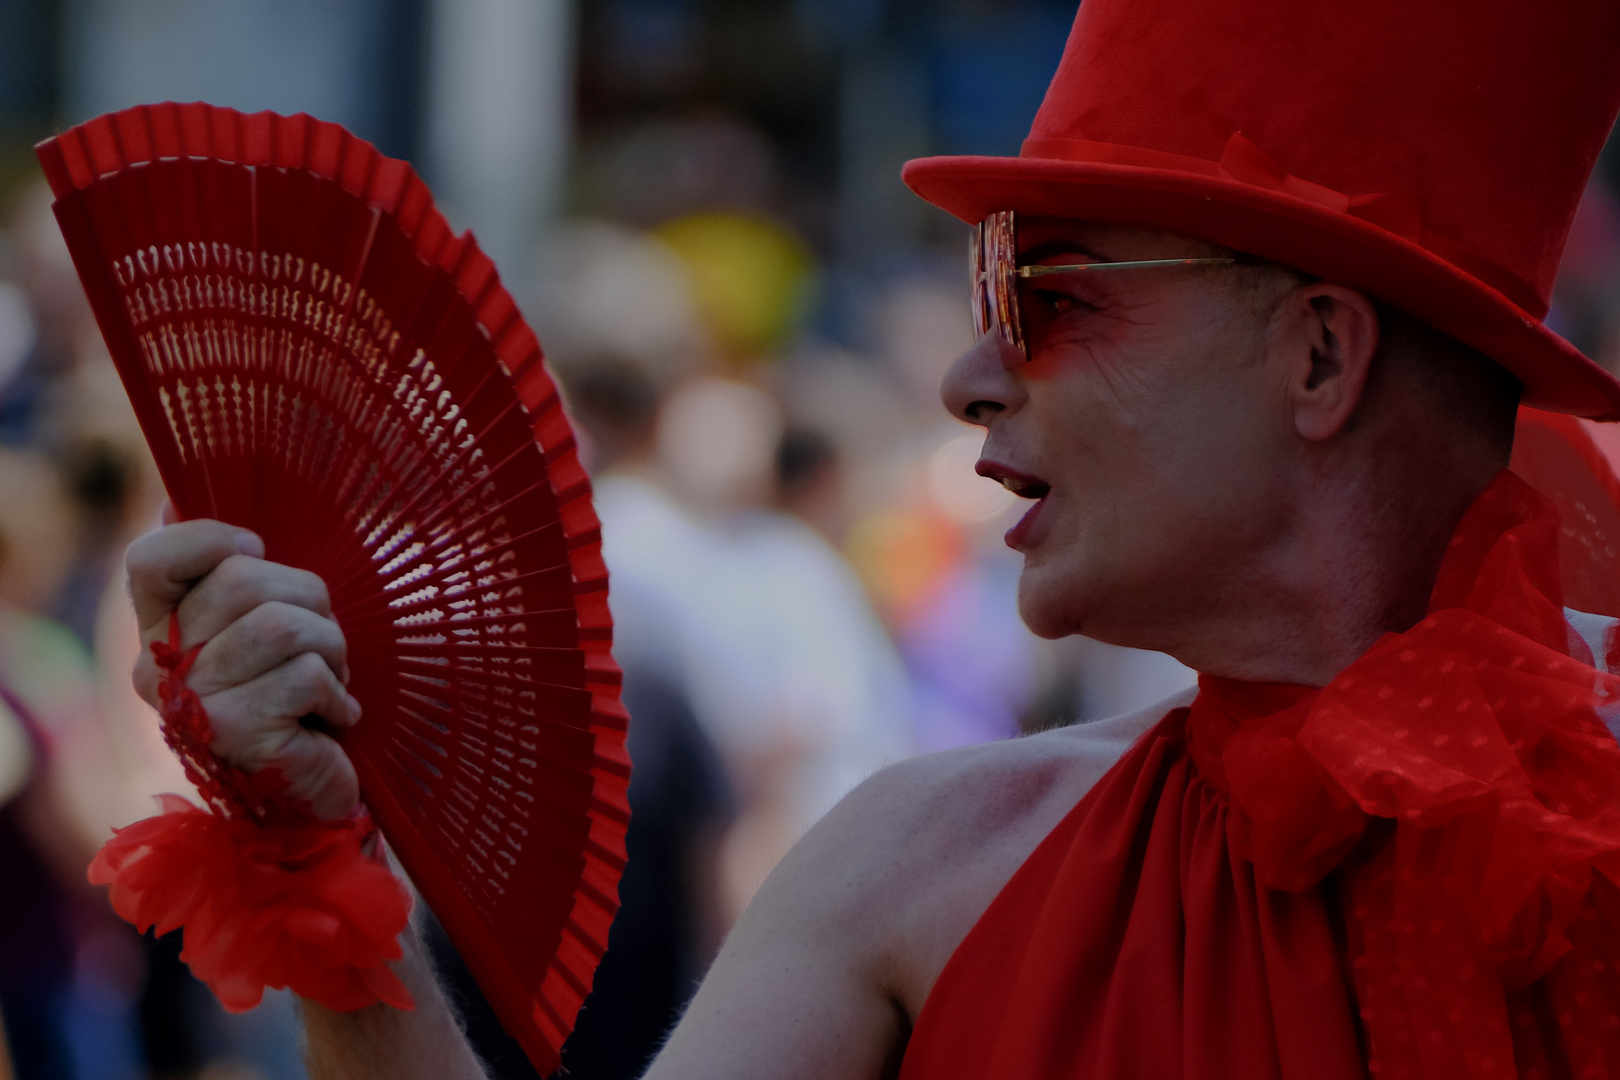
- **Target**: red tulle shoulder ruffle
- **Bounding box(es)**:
[88,613,412,1013]
[1192,471,1620,1078]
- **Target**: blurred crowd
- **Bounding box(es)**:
[4,2,1620,1079]
[0,107,1200,1080]
[0,175,310,1079]
[430,112,1199,1080]
[0,1,1199,1074]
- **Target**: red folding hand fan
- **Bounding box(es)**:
[36,103,630,1074]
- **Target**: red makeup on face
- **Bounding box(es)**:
[943,219,1294,644]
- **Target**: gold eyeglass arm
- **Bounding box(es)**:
[1016,257,1236,278]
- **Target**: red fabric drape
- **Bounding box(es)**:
[899,471,1620,1079]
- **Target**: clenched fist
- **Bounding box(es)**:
[126,519,362,820]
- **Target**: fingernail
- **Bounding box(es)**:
[347,694,363,723]
[234,531,265,557]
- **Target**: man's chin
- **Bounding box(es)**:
[1016,569,1087,641]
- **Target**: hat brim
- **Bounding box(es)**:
[905,154,1620,421]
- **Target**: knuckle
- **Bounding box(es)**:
[124,534,171,593]
[327,622,349,661]
[198,700,268,767]
[212,558,330,619]
[286,650,336,691]
[123,533,158,578]
[209,554,264,610]
[294,568,332,612]
[243,601,304,651]
[273,734,358,819]
[127,520,231,579]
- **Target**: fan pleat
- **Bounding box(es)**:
[38,102,630,1076]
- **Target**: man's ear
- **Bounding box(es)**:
[1275,283,1380,441]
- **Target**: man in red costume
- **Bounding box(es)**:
[124,0,1620,1076]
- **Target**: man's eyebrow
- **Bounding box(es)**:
[1017,239,1113,265]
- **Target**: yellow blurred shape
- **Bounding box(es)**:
[655,212,815,361]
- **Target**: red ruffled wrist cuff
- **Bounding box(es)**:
[89,613,413,1013]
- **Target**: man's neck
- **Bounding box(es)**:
[1150,457,1502,688]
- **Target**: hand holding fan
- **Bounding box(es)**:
[36,103,630,1075]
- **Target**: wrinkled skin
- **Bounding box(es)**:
[952,220,1307,646]
[127,518,361,821]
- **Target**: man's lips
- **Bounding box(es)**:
[976,460,1051,549]
[975,460,1050,498]
[1003,498,1047,550]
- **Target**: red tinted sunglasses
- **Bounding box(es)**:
[971,211,1236,359]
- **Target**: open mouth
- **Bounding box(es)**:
[998,475,1050,501]
[976,460,1050,500]
[975,460,1051,549]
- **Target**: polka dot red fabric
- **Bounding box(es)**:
[901,457,1620,1078]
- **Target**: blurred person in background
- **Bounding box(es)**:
[775,426,845,544]
[833,273,1052,751]
[660,376,913,911]
[538,212,914,918]
[0,186,86,449]
[6,183,157,649]
[0,183,307,1080]
[0,447,144,1080]
[418,348,738,1080]
[421,662,733,1080]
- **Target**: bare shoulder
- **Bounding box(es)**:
[647,690,1189,1080]
[762,688,1191,1015]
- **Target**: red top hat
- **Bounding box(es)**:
[904,0,1620,419]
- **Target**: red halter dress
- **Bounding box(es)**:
[900,451,1620,1080]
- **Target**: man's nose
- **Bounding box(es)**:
[941,332,1026,426]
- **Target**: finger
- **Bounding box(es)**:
[202,650,363,814]
[204,652,361,764]
[253,720,361,822]
[189,601,351,695]
[175,558,338,663]
[127,521,265,629]
[266,724,362,820]
[204,650,362,767]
